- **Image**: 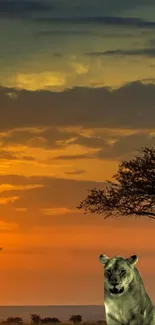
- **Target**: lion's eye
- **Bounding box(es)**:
[105,270,111,276]
[120,270,126,275]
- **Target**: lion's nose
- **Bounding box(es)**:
[111,278,119,285]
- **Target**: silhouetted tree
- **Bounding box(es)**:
[77,147,155,220]
[30,314,41,324]
[69,315,82,323]
[5,317,23,324]
[41,317,61,323]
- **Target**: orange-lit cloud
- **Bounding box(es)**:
[0,196,19,205]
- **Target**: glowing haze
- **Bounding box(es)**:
[0,0,155,305]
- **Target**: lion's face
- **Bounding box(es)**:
[99,254,138,297]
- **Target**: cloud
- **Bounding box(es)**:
[0,0,50,18]
[0,220,18,232]
[36,30,139,41]
[14,208,27,212]
[52,153,95,160]
[68,134,106,148]
[1,0,155,26]
[50,132,155,161]
[1,82,155,131]
[0,184,43,193]
[36,16,155,29]
[0,150,35,161]
[41,207,76,215]
[88,48,155,57]
[34,1,155,26]
[44,0,155,18]
[0,174,104,209]
[0,196,19,204]
[11,72,66,90]
[0,83,155,167]
[0,127,79,150]
[95,132,155,160]
[36,30,101,37]
[0,174,105,229]
[65,169,86,175]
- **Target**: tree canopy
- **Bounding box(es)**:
[77,146,155,220]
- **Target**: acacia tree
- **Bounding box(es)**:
[77,147,155,220]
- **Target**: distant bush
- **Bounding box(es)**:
[69,315,82,324]
[41,317,61,323]
[4,317,23,324]
[30,314,41,324]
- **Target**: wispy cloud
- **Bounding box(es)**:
[0,0,50,18]
[0,196,19,204]
[52,153,95,160]
[36,30,101,37]
[0,220,18,232]
[0,184,43,193]
[36,16,155,28]
[65,169,86,175]
[88,48,155,57]
[41,207,78,216]
[0,150,35,161]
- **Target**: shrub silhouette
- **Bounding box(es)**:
[5,317,23,324]
[41,317,61,323]
[30,314,41,324]
[69,315,82,323]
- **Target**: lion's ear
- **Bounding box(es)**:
[99,254,109,264]
[127,255,138,265]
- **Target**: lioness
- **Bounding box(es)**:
[99,254,155,325]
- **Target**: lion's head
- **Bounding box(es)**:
[99,254,138,297]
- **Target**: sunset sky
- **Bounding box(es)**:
[1,0,155,306]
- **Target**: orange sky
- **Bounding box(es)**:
[0,0,155,305]
[0,215,155,305]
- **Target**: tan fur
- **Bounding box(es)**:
[99,254,155,325]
